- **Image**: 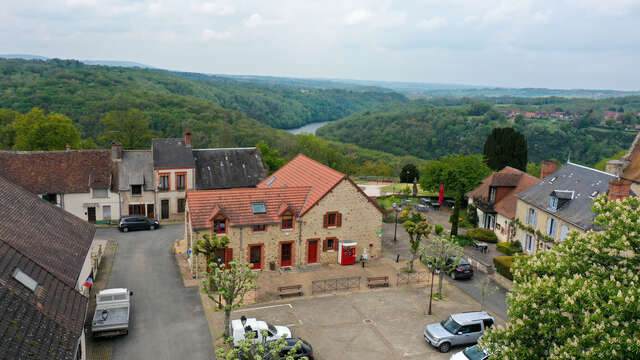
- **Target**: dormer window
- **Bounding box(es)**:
[251,202,266,214]
[489,187,496,202]
[213,217,227,234]
[549,195,559,211]
[281,214,293,229]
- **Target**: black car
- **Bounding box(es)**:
[264,338,314,360]
[446,257,473,280]
[118,216,160,232]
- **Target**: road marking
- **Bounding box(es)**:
[232,303,293,312]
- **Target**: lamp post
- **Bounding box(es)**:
[216,256,223,309]
[392,203,401,263]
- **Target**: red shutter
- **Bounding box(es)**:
[224,247,233,269]
[337,213,342,227]
[322,239,328,251]
[323,214,328,228]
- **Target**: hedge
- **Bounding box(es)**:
[454,234,475,247]
[496,241,523,256]
[466,228,498,243]
[493,256,514,280]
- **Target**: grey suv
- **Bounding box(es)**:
[424,311,495,353]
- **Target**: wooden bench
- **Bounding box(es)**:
[278,284,303,297]
[367,276,389,288]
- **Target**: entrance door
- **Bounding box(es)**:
[87,207,96,223]
[307,240,318,264]
[249,245,262,269]
[147,204,154,218]
[281,243,292,267]
[161,200,169,219]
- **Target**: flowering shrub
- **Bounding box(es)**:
[480,195,640,359]
[466,228,498,243]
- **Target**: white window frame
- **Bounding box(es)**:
[527,208,537,227]
[489,187,496,202]
[103,205,111,220]
[92,188,108,199]
[559,224,569,241]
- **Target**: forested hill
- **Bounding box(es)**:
[0,58,420,176]
[0,58,406,130]
[316,102,637,166]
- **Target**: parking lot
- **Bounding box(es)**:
[224,284,498,360]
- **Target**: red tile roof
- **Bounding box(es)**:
[0,150,114,194]
[257,154,347,215]
[467,167,540,219]
[187,187,311,230]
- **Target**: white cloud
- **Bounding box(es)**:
[201,28,231,41]
[201,2,234,15]
[344,9,373,25]
[417,16,448,31]
[244,13,264,28]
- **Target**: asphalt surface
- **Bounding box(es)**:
[382,222,509,322]
[94,224,214,360]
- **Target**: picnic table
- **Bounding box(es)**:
[473,242,489,254]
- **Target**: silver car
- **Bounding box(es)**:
[424,311,495,353]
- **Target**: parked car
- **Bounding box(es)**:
[450,345,490,360]
[424,311,495,353]
[446,257,474,280]
[264,338,314,360]
[231,316,292,347]
[118,216,160,232]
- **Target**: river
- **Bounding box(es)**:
[287,121,332,135]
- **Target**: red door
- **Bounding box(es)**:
[281,243,292,267]
[308,240,318,264]
[249,245,262,269]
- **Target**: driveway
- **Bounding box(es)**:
[94,225,214,360]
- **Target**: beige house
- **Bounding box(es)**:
[185,154,383,274]
[514,161,631,254]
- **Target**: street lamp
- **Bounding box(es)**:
[392,202,401,263]
[216,256,224,309]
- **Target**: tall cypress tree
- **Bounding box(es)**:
[483,127,528,171]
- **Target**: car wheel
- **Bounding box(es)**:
[451,272,457,280]
[123,227,128,233]
[151,224,156,230]
[438,342,451,353]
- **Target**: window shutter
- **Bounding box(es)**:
[323,239,328,251]
[323,214,328,228]
[337,213,342,227]
[546,218,552,236]
[224,247,233,268]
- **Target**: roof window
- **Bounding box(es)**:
[12,268,38,292]
[549,176,557,183]
[265,176,276,187]
[590,190,599,198]
[251,202,266,214]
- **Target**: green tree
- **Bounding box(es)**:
[400,163,420,183]
[420,155,491,236]
[403,215,431,272]
[525,162,541,178]
[217,331,308,360]
[193,232,230,271]
[421,235,464,297]
[466,205,479,228]
[593,150,627,171]
[13,108,81,150]
[202,260,258,338]
[481,195,640,359]
[0,109,19,149]
[256,140,286,174]
[483,127,528,171]
[468,102,492,116]
[99,108,154,149]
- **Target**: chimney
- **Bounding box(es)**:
[65,144,71,151]
[608,179,631,202]
[184,129,191,146]
[111,142,122,161]
[605,160,627,178]
[540,160,559,179]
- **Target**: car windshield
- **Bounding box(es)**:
[267,323,277,334]
[441,316,461,334]
[463,345,487,360]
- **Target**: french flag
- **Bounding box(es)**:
[84,271,94,288]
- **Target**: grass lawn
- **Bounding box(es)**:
[379,183,436,196]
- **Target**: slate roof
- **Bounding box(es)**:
[257,154,382,216]
[467,167,540,219]
[0,241,87,360]
[0,150,113,194]
[118,150,154,191]
[152,138,195,169]
[193,148,266,190]
[0,175,96,288]
[516,162,617,230]
[187,187,311,229]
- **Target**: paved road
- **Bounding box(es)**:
[381,222,508,322]
[94,225,214,360]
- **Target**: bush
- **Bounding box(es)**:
[466,228,498,243]
[493,256,514,280]
[383,215,395,223]
[434,224,444,236]
[454,234,475,246]
[496,241,523,255]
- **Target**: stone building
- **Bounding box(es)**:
[114,146,156,218]
[185,154,383,274]
[606,131,640,195]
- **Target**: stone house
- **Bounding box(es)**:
[466,167,539,242]
[0,174,96,359]
[514,161,631,255]
[185,154,383,274]
[114,145,157,218]
[0,149,120,224]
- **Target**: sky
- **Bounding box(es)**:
[2,0,640,90]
